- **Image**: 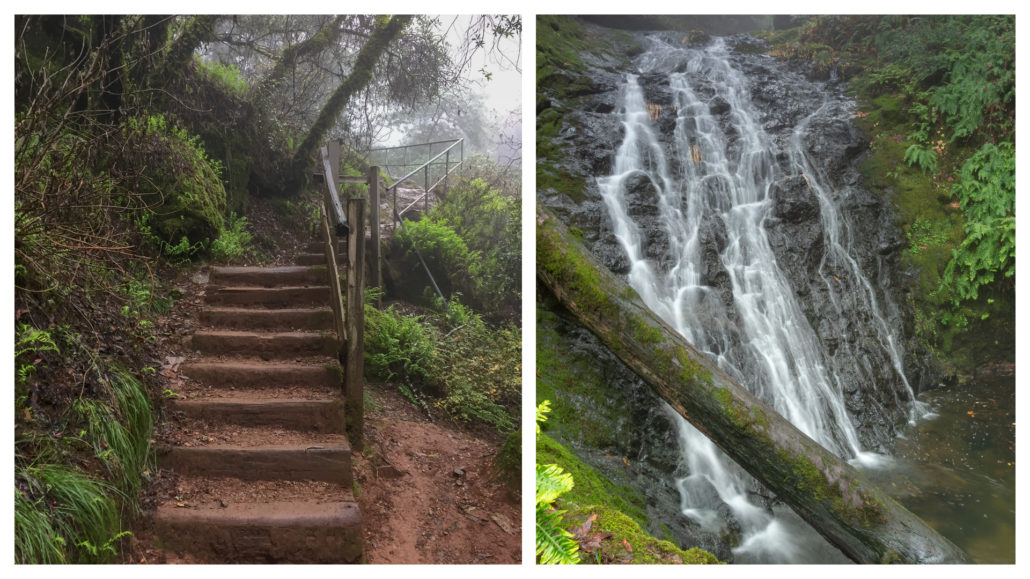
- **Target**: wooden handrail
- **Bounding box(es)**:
[320,146,349,236]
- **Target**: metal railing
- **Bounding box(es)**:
[366,138,464,224]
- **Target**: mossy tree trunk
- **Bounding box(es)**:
[536,207,969,564]
[254,15,348,98]
[285,14,412,193]
[150,15,219,87]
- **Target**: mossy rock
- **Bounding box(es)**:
[152,165,226,244]
[563,505,722,564]
[537,433,648,528]
[140,131,227,245]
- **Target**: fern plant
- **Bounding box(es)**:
[903,143,937,174]
[939,141,1015,315]
[536,401,580,564]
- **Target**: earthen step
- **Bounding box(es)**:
[204,286,330,308]
[191,330,337,359]
[180,360,342,389]
[296,252,346,266]
[209,265,328,288]
[153,499,362,563]
[166,397,345,432]
[159,441,352,485]
[199,307,334,331]
[304,240,347,254]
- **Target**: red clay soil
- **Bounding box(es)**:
[355,382,522,564]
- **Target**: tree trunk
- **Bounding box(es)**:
[254,15,347,98]
[150,15,219,87]
[536,206,970,564]
[287,14,412,192]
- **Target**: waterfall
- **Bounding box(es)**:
[597,36,920,563]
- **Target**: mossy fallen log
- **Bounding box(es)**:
[536,206,969,564]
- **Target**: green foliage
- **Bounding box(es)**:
[14,489,66,564]
[15,463,125,563]
[210,212,254,263]
[71,368,153,502]
[903,143,937,174]
[15,323,59,391]
[196,58,248,96]
[123,113,227,248]
[432,304,520,432]
[939,142,1015,315]
[363,304,438,383]
[396,177,520,316]
[536,400,579,565]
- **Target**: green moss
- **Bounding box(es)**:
[537,216,618,319]
[775,449,887,528]
[494,429,521,493]
[630,317,663,345]
[563,505,721,564]
[536,15,590,77]
[537,434,648,529]
[536,306,631,449]
[673,347,712,385]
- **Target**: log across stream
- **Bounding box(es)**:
[537,207,969,564]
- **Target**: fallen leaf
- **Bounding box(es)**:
[622,538,633,552]
[491,513,515,534]
[579,532,613,553]
[572,514,597,538]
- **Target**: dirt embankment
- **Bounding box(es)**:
[355,383,521,564]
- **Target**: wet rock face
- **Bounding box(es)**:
[540,309,736,562]
[540,30,931,449]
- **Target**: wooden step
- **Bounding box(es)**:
[210,265,328,287]
[191,330,337,359]
[296,252,346,266]
[205,285,331,308]
[153,499,362,563]
[180,360,342,389]
[158,442,353,485]
[199,307,333,331]
[166,397,345,432]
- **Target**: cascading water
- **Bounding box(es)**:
[596,35,925,563]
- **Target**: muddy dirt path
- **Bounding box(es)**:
[355,383,521,564]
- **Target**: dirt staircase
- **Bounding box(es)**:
[152,242,362,563]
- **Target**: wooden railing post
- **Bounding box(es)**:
[345,197,366,451]
[368,166,382,303]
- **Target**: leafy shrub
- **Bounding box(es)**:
[210,212,254,263]
[432,310,520,432]
[396,177,521,316]
[364,304,438,384]
[196,58,248,96]
[939,142,1015,314]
